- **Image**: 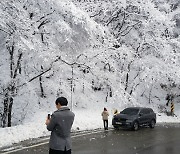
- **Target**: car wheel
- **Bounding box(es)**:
[149,120,155,128]
[133,121,139,131]
[113,126,119,130]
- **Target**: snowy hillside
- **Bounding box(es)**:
[0,0,180,148]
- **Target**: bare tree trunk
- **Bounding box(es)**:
[39,66,45,98]
[125,72,129,91]
[8,97,13,127]
[82,80,85,93]
[2,92,8,127]
[2,88,14,127]
[70,66,74,111]
[148,85,152,104]
[125,62,133,92]
[1,41,21,127]
[39,75,45,98]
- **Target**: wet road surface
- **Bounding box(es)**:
[1,123,180,154]
[73,124,180,154]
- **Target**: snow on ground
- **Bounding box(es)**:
[0,105,180,148]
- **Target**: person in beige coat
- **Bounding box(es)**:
[101,107,109,130]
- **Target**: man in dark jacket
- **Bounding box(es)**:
[46,97,75,154]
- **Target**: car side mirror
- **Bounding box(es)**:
[139,113,143,116]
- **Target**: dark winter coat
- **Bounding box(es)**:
[47,106,75,151]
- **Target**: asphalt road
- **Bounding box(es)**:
[1,123,180,154]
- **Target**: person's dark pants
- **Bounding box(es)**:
[49,148,71,154]
[103,120,108,130]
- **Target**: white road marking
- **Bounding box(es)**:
[1,129,112,154]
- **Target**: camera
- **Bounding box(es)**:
[47,114,51,119]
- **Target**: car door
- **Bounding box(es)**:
[146,108,154,123]
[139,109,148,125]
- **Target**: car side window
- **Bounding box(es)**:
[140,109,144,115]
[149,109,153,113]
[140,109,150,115]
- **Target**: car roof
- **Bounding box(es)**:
[125,107,142,109]
[125,107,152,110]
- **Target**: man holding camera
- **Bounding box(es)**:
[46,97,75,154]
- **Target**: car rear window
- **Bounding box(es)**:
[121,108,139,115]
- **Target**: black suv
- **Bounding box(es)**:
[112,107,156,130]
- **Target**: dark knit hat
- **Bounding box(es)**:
[55,97,68,106]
